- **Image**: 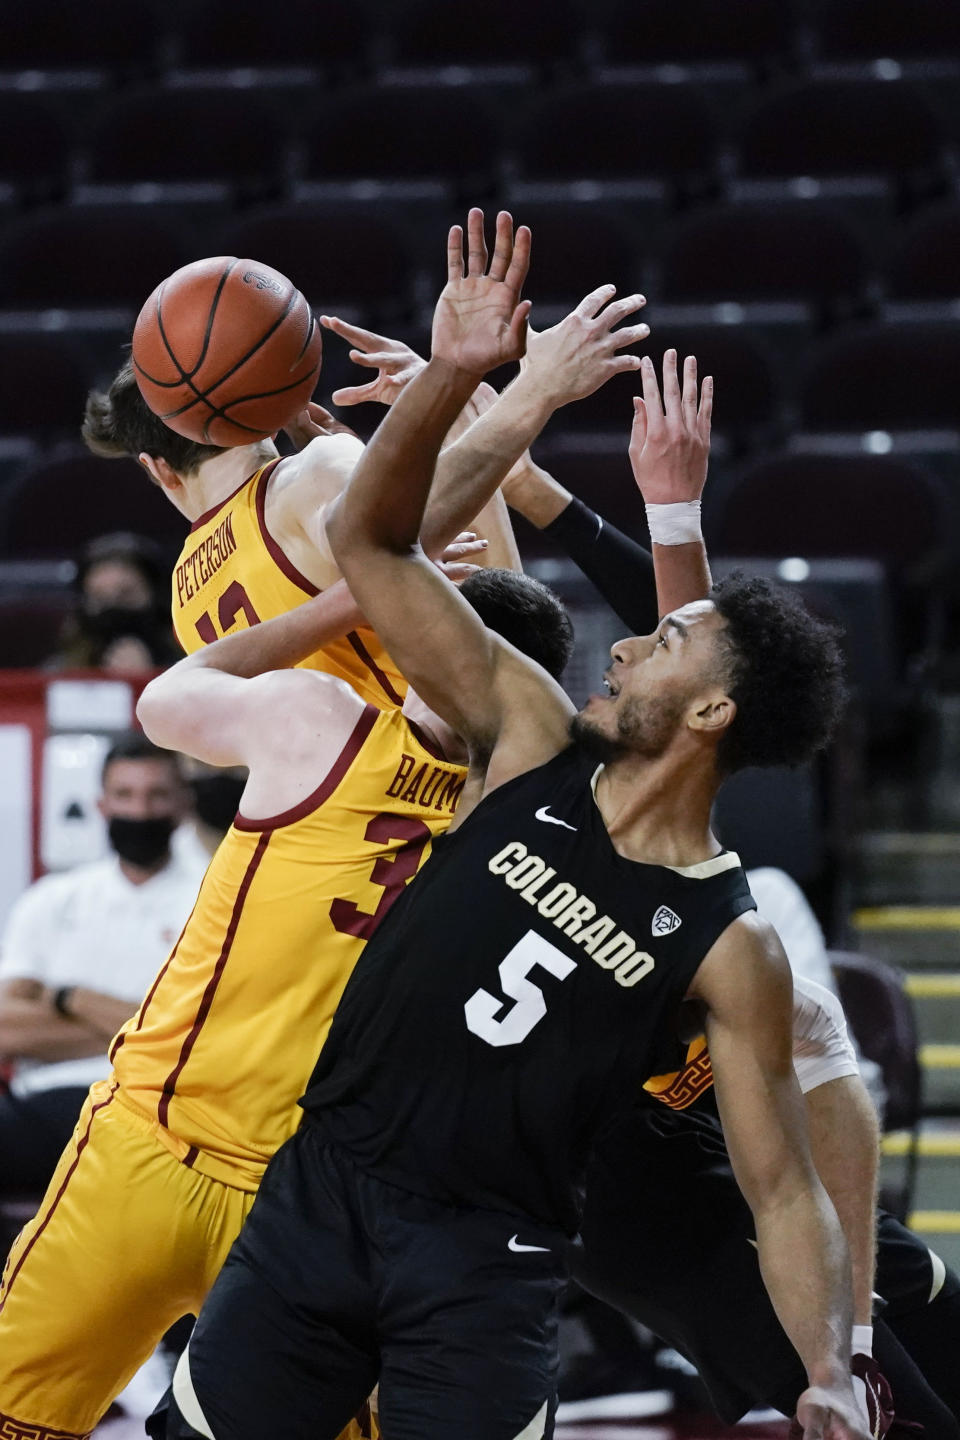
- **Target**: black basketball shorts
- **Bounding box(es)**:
[573,1101,950,1423]
[153,1123,565,1440]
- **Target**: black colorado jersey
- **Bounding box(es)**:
[302,746,755,1233]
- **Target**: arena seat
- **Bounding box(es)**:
[218,207,415,322]
[814,0,960,62]
[296,87,503,200]
[0,335,94,439]
[0,451,188,559]
[0,207,194,311]
[800,323,960,432]
[659,202,869,310]
[0,94,71,203]
[594,0,797,70]
[626,325,781,441]
[737,79,944,183]
[510,84,718,196]
[2,0,166,79]
[490,203,640,311]
[711,452,950,708]
[713,452,948,581]
[173,0,364,70]
[547,326,781,441]
[830,950,922,1219]
[381,0,580,72]
[887,202,960,303]
[81,87,289,199]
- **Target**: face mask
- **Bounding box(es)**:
[191,774,247,835]
[81,605,160,645]
[108,815,175,868]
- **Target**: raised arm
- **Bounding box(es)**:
[137,584,372,815]
[326,210,575,778]
[690,914,868,1440]
[320,288,651,561]
[502,349,714,630]
[630,350,713,617]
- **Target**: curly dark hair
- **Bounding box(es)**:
[83,357,225,477]
[459,568,574,681]
[710,573,847,774]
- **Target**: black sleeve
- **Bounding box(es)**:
[540,496,658,635]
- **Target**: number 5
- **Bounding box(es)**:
[465,931,577,1048]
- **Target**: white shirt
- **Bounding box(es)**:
[747,865,886,1112]
[0,851,206,1097]
[746,866,837,994]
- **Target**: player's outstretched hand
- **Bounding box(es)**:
[282,400,359,449]
[628,349,713,506]
[319,316,428,408]
[432,209,531,376]
[795,1384,874,1440]
[522,285,649,408]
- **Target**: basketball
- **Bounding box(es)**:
[131,256,322,447]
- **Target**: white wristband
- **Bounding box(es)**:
[852,1323,873,1357]
[645,500,703,546]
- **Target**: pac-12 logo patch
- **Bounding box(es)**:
[652,905,682,936]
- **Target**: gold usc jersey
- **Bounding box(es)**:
[172,458,406,709]
[111,704,467,1189]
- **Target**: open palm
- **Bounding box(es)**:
[432,208,532,376]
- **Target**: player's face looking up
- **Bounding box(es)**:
[574,600,734,762]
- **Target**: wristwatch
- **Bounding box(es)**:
[52,986,76,1019]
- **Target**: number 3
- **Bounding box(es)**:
[465,931,577,1048]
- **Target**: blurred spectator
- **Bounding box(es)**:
[0,733,206,1195]
[48,531,180,673]
[746,865,886,1118]
[174,760,249,866]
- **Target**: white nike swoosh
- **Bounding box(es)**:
[534,806,577,831]
[508,1234,550,1253]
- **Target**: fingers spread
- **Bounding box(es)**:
[681,354,699,427]
[487,209,513,283]
[320,315,384,348]
[661,348,682,416]
[447,225,465,284]
[599,293,647,327]
[640,354,665,424]
[467,207,489,278]
[508,298,533,352]
[504,222,531,298]
[608,352,644,375]
[698,374,714,439]
[330,384,376,406]
[609,321,651,350]
[575,283,617,319]
[348,348,395,370]
[630,394,648,449]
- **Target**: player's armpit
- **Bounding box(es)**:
[689,913,859,1416]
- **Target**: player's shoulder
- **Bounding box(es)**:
[690,907,792,1009]
[715,906,788,963]
[247,665,366,718]
[270,434,364,502]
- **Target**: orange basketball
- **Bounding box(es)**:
[132,256,322,447]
